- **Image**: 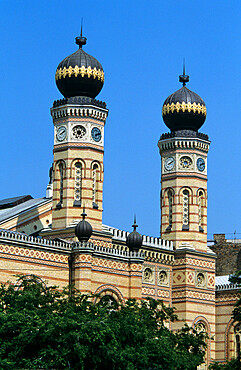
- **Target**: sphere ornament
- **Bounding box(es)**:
[55,31,104,99]
[75,208,93,242]
[162,67,206,132]
[126,216,143,252]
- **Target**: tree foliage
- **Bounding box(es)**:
[0,275,207,369]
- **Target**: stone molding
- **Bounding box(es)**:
[51,104,108,122]
[158,137,210,153]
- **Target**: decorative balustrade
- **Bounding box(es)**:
[0,229,71,250]
[105,226,173,251]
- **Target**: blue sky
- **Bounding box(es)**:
[0,0,240,238]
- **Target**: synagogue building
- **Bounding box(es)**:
[0,32,240,368]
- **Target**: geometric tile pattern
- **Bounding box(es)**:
[216,293,241,302]
[157,289,170,298]
[207,274,215,287]
[174,257,215,270]
[75,255,141,272]
[187,271,194,284]
[173,271,185,284]
[172,290,215,301]
[0,243,68,265]
[142,287,155,296]
[89,239,112,248]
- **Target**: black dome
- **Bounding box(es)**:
[162,71,206,132]
[55,35,104,99]
[75,210,93,242]
[126,217,142,252]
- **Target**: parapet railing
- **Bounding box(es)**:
[105,226,173,251]
[0,229,71,250]
[216,282,239,291]
[73,241,144,259]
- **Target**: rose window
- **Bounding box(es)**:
[72,125,86,139]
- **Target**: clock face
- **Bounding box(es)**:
[72,125,86,139]
[91,127,102,142]
[197,157,205,172]
[164,157,175,171]
[56,126,67,142]
[179,156,192,169]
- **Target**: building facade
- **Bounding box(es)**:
[0,34,239,368]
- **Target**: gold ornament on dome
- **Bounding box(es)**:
[162,101,206,116]
[55,65,105,82]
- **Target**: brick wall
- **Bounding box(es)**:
[210,234,241,276]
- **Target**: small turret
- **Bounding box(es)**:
[126,216,142,252]
[75,208,93,242]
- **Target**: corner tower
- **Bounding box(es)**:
[51,32,108,231]
[158,69,210,251]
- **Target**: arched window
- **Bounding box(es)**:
[56,162,64,209]
[235,324,241,359]
[99,295,118,311]
[195,321,208,370]
[166,190,173,231]
[73,162,82,206]
[182,190,189,230]
[198,191,204,232]
[92,164,98,209]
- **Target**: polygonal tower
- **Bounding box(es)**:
[51,32,108,231]
[158,68,210,251]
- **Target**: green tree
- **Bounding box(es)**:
[0,275,207,369]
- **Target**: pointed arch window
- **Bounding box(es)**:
[235,324,241,359]
[198,191,204,232]
[166,190,173,231]
[73,162,82,207]
[182,189,189,230]
[92,164,98,209]
[195,321,208,369]
[56,162,64,209]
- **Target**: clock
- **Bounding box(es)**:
[164,157,175,171]
[56,126,67,142]
[72,125,86,139]
[179,156,192,169]
[91,127,102,142]
[197,157,205,172]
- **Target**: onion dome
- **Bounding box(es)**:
[126,216,143,252]
[75,209,93,242]
[162,66,206,132]
[55,30,104,99]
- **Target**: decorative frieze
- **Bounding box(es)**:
[172,290,215,301]
[51,105,108,121]
[158,137,210,153]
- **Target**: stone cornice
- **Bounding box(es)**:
[158,136,210,153]
[51,103,108,122]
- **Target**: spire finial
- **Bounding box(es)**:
[81,205,87,220]
[80,18,83,37]
[75,19,87,49]
[132,214,138,231]
[179,58,189,86]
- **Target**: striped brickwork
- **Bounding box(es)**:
[215,289,241,362]
[0,228,239,363]
[172,249,216,365]
[158,136,210,252]
[161,174,208,251]
[51,104,108,231]
[0,230,70,287]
